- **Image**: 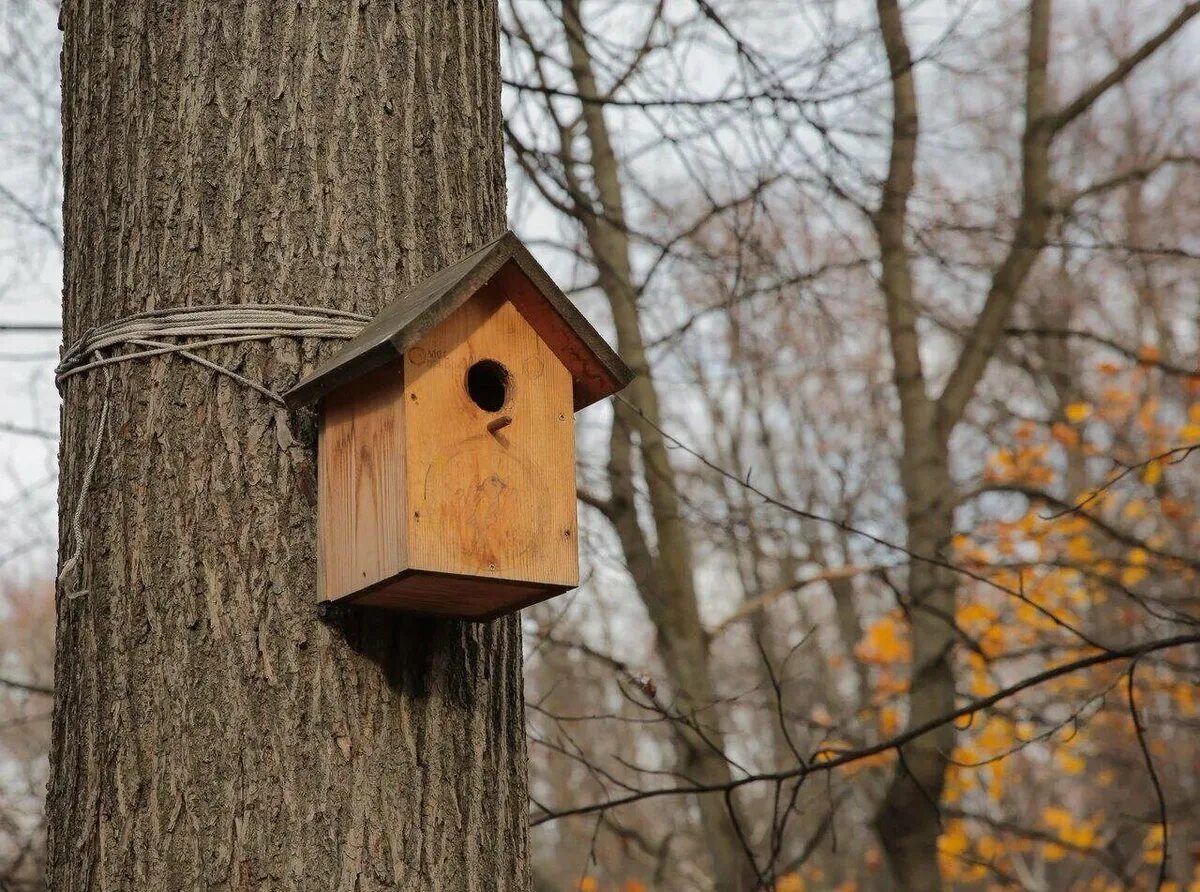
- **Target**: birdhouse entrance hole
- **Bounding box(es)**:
[466,359,510,412]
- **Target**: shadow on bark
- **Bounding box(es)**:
[321,605,487,705]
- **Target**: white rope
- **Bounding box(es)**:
[56,303,371,599]
[57,370,110,600]
[56,303,370,402]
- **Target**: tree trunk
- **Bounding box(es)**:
[871,442,957,890]
[49,3,527,889]
[870,2,957,886]
[559,4,756,887]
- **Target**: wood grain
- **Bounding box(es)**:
[404,282,579,593]
[493,262,627,411]
[318,282,579,617]
[319,361,407,601]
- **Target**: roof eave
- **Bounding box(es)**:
[282,231,633,412]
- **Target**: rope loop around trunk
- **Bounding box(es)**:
[56,303,371,599]
[56,303,371,403]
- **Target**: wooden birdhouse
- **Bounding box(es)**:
[284,232,632,620]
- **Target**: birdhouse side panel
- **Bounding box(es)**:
[403,284,579,589]
[317,361,409,602]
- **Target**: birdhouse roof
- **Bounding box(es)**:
[283,231,633,411]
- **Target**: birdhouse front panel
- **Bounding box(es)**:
[402,282,579,592]
[315,280,580,618]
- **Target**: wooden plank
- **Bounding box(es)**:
[350,569,570,619]
[317,361,407,601]
[403,282,579,591]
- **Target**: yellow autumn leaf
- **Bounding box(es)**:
[980,625,1006,658]
[1051,422,1080,446]
[977,717,1013,753]
[940,822,969,856]
[1064,402,1092,423]
[1066,535,1095,562]
[968,666,996,697]
[879,706,900,736]
[1173,682,1196,714]
[1065,824,1096,848]
[1057,751,1086,774]
[856,615,910,664]
[987,771,1005,803]
[1043,842,1066,862]
[956,601,996,629]
[1121,565,1149,587]
[1043,806,1072,831]
[1123,499,1149,519]
[974,834,997,860]
[1144,824,1165,863]
[775,873,805,892]
[1143,460,1163,486]
[579,878,598,892]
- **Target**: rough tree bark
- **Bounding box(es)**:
[49,2,528,889]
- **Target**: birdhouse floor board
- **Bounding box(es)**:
[342,569,572,620]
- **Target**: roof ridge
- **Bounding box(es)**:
[283,231,631,411]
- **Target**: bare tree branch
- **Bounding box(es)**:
[1050,3,1200,134]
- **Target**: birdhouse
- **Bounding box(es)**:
[284,232,632,620]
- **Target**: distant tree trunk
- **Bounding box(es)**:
[868,0,1198,886]
[48,3,527,889]
[557,4,757,888]
[869,2,1050,886]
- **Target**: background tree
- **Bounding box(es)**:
[508,1,1200,888]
